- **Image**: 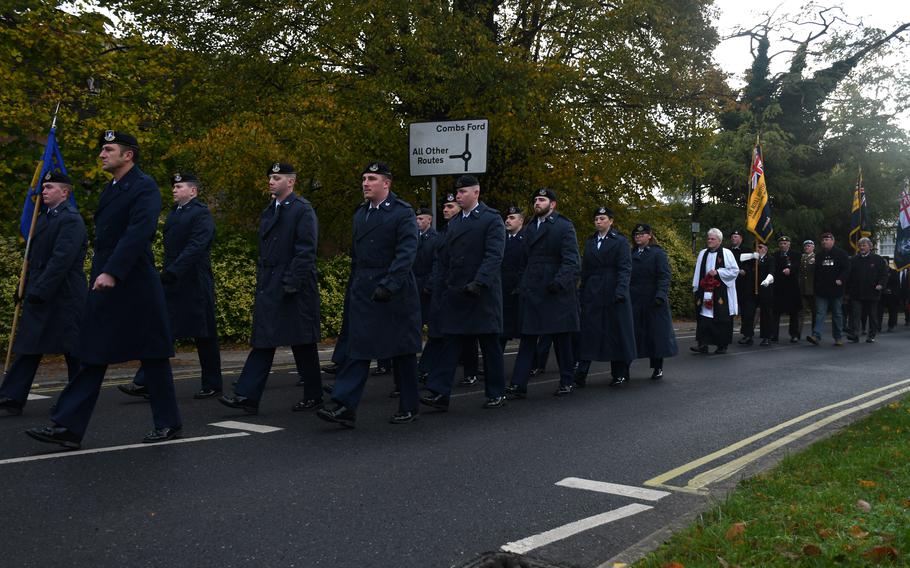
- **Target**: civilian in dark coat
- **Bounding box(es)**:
[878,259,901,332]
[1,173,86,415]
[755,243,776,345]
[26,131,182,449]
[507,188,580,397]
[317,162,422,427]
[846,237,889,342]
[421,175,506,411]
[628,224,677,380]
[219,163,322,414]
[577,207,636,386]
[121,172,222,400]
[808,232,850,345]
[500,205,526,346]
[771,236,802,342]
[729,230,757,344]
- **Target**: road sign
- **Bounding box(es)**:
[409,119,488,176]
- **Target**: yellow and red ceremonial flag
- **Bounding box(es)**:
[848,168,871,253]
[746,137,773,243]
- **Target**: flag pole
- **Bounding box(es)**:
[4,103,60,372]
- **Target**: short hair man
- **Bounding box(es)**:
[845,237,889,343]
[807,232,850,346]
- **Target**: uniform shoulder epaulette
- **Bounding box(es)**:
[484,205,500,216]
[395,197,412,209]
[191,199,208,209]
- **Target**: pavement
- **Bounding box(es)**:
[1,321,908,568]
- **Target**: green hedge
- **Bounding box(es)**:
[0,225,697,349]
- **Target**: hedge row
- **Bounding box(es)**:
[0,224,695,349]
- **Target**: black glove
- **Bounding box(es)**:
[160,271,177,285]
[654,297,665,307]
[510,288,520,296]
[422,287,432,296]
[371,286,392,302]
[462,281,482,297]
[26,294,45,305]
[614,295,626,304]
[546,281,562,294]
[282,285,299,295]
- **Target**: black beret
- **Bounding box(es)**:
[632,223,652,235]
[594,206,614,218]
[171,172,199,185]
[267,162,296,176]
[731,229,744,237]
[444,193,457,203]
[362,161,392,178]
[42,170,72,185]
[454,174,479,189]
[535,187,557,201]
[777,235,790,242]
[415,207,433,216]
[99,130,138,149]
[506,205,522,215]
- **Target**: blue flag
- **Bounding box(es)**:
[19,126,76,239]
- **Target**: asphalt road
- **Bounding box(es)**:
[1,325,908,568]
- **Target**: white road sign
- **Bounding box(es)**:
[409,119,488,176]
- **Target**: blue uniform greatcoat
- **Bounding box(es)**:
[519,213,580,335]
[160,198,217,339]
[414,227,439,324]
[437,203,505,335]
[13,201,87,355]
[578,230,636,362]
[629,244,678,359]
[77,166,174,364]
[501,230,526,339]
[341,192,422,360]
[251,193,320,348]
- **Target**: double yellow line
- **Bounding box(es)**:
[645,377,910,494]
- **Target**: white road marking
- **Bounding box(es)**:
[27,394,51,400]
[556,477,669,501]
[0,432,249,466]
[209,420,284,433]
[501,504,653,554]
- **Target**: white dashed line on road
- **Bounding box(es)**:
[556,477,670,501]
[209,420,284,433]
[501,504,653,554]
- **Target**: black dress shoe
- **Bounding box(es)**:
[714,346,728,354]
[737,337,753,345]
[650,368,663,380]
[142,426,182,443]
[193,388,221,400]
[573,373,587,389]
[483,396,506,409]
[690,345,709,354]
[847,335,860,343]
[117,383,150,399]
[25,426,81,449]
[0,396,23,416]
[371,366,390,376]
[866,337,876,343]
[609,376,628,386]
[418,372,429,384]
[759,338,771,346]
[790,337,799,343]
[389,411,418,424]
[316,404,356,428]
[458,375,478,387]
[553,384,574,396]
[770,337,779,343]
[388,389,400,398]
[322,383,334,394]
[218,394,258,414]
[528,367,545,376]
[321,363,340,375]
[807,335,819,345]
[292,399,323,411]
[505,384,527,399]
[419,392,450,411]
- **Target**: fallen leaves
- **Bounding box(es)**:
[724,522,745,541]
[857,499,872,512]
[849,525,869,539]
[858,479,877,488]
[802,544,822,557]
[662,562,685,568]
[862,546,899,561]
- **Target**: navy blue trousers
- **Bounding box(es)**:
[52,359,181,438]
[0,353,80,405]
[511,333,575,388]
[234,344,322,403]
[426,334,504,398]
[134,336,222,391]
[332,354,418,413]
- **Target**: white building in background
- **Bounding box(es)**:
[876,221,898,258]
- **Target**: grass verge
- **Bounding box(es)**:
[636,396,910,567]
